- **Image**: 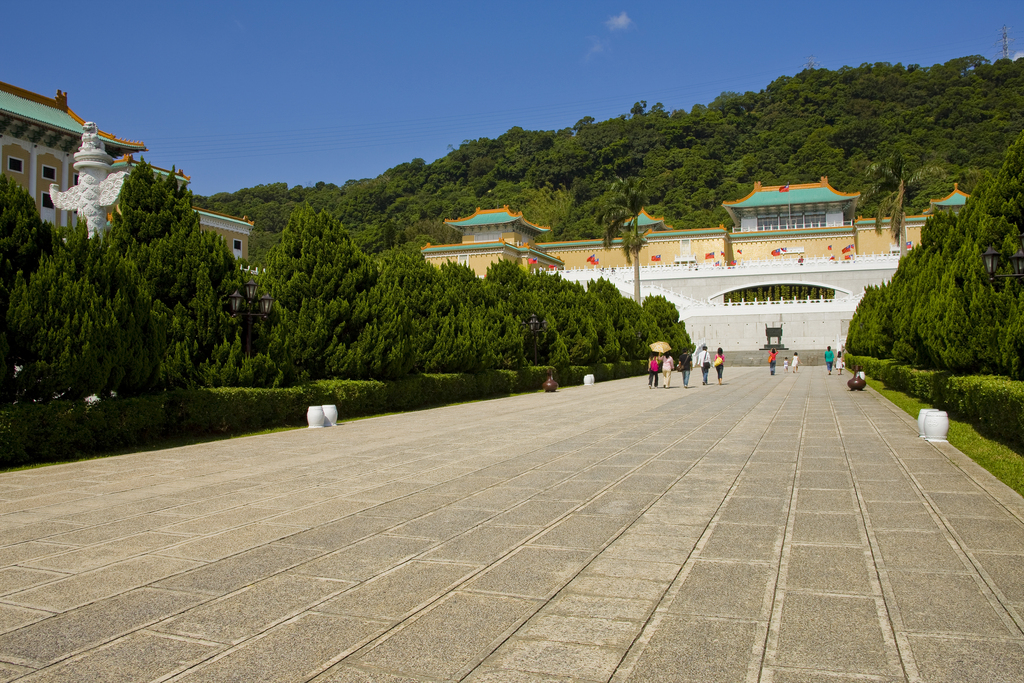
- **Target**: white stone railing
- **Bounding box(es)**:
[560,252,900,279]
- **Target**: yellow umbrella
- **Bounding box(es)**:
[649,341,671,353]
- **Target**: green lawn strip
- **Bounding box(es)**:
[866,377,1024,498]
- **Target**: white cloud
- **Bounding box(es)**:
[585,36,607,61]
[1014,51,1024,61]
[605,12,633,31]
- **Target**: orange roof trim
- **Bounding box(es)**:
[723,176,860,206]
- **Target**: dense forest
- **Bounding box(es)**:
[193,55,1024,264]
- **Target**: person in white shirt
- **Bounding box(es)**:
[792,352,800,373]
[661,353,674,388]
[696,345,712,385]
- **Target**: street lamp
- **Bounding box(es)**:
[228,279,274,356]
[982,235,1024,283]
[521,314,548,365]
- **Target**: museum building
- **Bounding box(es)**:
[0,79,252,258]
[422,177,968,277]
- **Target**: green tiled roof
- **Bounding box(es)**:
[725,185,859,209]
[195,207,253,230]
[444,207,549,234]
[0,90,82,134]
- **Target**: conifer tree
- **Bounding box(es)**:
[265,204,376,380]
[0,176,52,399]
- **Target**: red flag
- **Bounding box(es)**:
[736,249,742,254]
[779,183,790,192]
[651,254,661,262]
[705,252,715,259]
[827,245,832,250]
[771,248,782,256]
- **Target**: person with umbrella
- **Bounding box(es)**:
[648,342,670,389]
[657,344,675,388]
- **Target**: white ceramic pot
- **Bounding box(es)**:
[322,404,338,427]
[918,409,939,438]
[923,410,950,442]
[584,374,595,386]
[307,405,325,428]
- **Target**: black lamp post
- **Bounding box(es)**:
[521,314,548,365]
[228,279,274,356]
[982,233,1024,283]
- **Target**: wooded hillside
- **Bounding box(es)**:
[194,55,1024,264]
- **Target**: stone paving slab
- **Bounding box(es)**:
[0,368,1022,680]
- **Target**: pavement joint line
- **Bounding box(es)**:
[831,379,914,682]
[761,382,815,679]
[371,380,781,681]
[837,381,928,683]
[850,385,1024,641]
[183,378,767,681]
[609,372,796,683]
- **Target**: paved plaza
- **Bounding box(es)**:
[0,368,1022,682]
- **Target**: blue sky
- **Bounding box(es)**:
[7,1,1022,195]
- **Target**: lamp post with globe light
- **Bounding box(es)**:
[227,279,274,357]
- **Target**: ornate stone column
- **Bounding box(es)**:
[49,122,127,238]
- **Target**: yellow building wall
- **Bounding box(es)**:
[201,225,249,260]
[2,143,29,192]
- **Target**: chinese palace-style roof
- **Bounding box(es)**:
[444,206,551,238]
[722,177,860,226]
[0,80,146,156]
[926,184,970,213]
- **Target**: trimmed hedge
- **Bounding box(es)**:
[847,355,1024,447]
[0,361,646,468]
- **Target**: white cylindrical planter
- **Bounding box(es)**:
[923,411,950,442]
[307,405,325,428]
[584,374,595,386]
[322,405,338,427]
[918,409,939,438]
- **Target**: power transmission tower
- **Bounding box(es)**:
[995,25,1014,60]
[803,55,822,69]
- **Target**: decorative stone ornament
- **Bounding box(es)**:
[49,122,128,238]
[918,409,940,438]
[321,405,338,427]
[923,411,950,442]
[543,368,558,392]
[847,366,866,391]
[306,405,325,428]
[584,374,595,386]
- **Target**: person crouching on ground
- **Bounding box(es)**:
[714,347,725,385]
[679,348,693,388]
[697,345,712,385]
[648,354,661,388]
[768,347,777,375]
[661,352,674,388]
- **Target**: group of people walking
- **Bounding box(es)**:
[766,346,844,375]
[648,345,725,389]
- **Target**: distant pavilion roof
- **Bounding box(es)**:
[925,184,970,213]
[627,209,671,230]
[111,155,191,184]
[723,177,860,226]
[444,206,550,238]
[0,80,146,156]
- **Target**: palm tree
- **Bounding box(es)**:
[599,177,649,304]
[868,150,941,258]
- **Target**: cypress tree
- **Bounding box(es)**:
[0,177,52,400]
[265,204,376,380]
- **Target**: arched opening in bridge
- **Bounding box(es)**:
[723,284,836,303]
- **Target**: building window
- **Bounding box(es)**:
[7,157,24,173]
[458,254,469,265]
[42,193,54,209]
[232,239,242,257]
[73,173,79,185]
[41,165,57,181]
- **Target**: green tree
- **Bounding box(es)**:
[599,177,649,303]
[867,150,942,258]
[7,223,162,401]
[0,176,52,399]
[265,204,377,380]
